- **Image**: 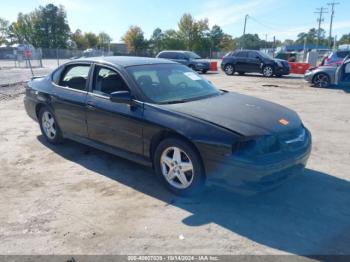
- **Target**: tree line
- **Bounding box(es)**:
[0,3,349,55]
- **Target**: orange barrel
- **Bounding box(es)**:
[288,62,311,74]
[210,61,218,71]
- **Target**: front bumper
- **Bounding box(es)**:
[204,129,312,193]
[275,65,290,75]
[194,63,211,71]
[304,71,314,83]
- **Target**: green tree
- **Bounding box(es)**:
[71,29,88,49]
[0,18,9,45]
[84,32,99,48]
[209,25,224,51]
[8,12,37,45]
[296,28,327,46]
[177,13,209,50]
[33,4,70,48]
[162,29,185,50]
[8,4,70,48]
[98,32,112,49]
[122,26,147,55]
[338,33,350,45]
[219,34,236,51]
[150,28,164,54]
[236,33,262,50]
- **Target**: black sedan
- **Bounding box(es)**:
[24,56,311,195]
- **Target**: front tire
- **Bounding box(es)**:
[201,69,208,74]
[313,73,330,88]
[262,65,274,77]
[39,107,63,144]
[154,138,205,196]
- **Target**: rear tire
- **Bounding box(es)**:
[154,138,205,196]
[224,64,235,75]
[312,73,330,88]
[39,107,63,144]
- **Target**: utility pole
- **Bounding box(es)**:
[327,1,340,49]
[314,7,328,51]
[242,14,249,49]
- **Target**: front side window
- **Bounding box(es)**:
[60,65,90,91]
[127,64,220,104]
[93,66,129,95]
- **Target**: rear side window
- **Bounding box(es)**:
[60,65,90,91]
[236,51,248,58]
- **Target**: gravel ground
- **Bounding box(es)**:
[0,59,69,85]
[0,71,350,255]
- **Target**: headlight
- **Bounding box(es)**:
[276,61,283,67]
[233,135,280,156]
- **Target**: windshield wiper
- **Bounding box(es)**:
[163,99,189,104]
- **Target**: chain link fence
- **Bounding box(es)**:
[0,46,114,70]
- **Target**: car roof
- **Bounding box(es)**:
[159,50,190,53]
[75,56,177,67]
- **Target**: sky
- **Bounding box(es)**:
[0,0,349,42]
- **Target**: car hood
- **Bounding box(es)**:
[160,92,302,137]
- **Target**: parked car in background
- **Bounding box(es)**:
[304,56,350,88]
[323,50,350,66]
[24,56,311,195]
[221,50,291,77]
[275,52,297,62]
[156,50,211,73]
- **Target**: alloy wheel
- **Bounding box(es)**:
[42,111,57,139]
[224,65,234,75]
[314,73,330,88]
[160,146,194,189]
[263,66,273,77]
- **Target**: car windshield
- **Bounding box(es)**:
[258,51,272,59]
[185,51,201,59]
[126,64,221,104]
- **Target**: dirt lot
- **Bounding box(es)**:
[0,71,350,255]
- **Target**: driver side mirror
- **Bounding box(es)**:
[110,91,132,105]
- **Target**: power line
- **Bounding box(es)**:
[327,1,340,48]
[314,7,328,50]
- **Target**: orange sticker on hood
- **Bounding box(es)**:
[279,118,289,126]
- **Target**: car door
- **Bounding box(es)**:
[234,51,249,72]
[51,63,91,137]
[247,51,262,73]
[85,64,144,155]
[337,60,350,87]
[174,53,189,65]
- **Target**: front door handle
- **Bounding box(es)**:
[86,101,96,110]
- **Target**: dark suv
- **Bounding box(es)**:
[221,50,290,77]
[156,50,211,73]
